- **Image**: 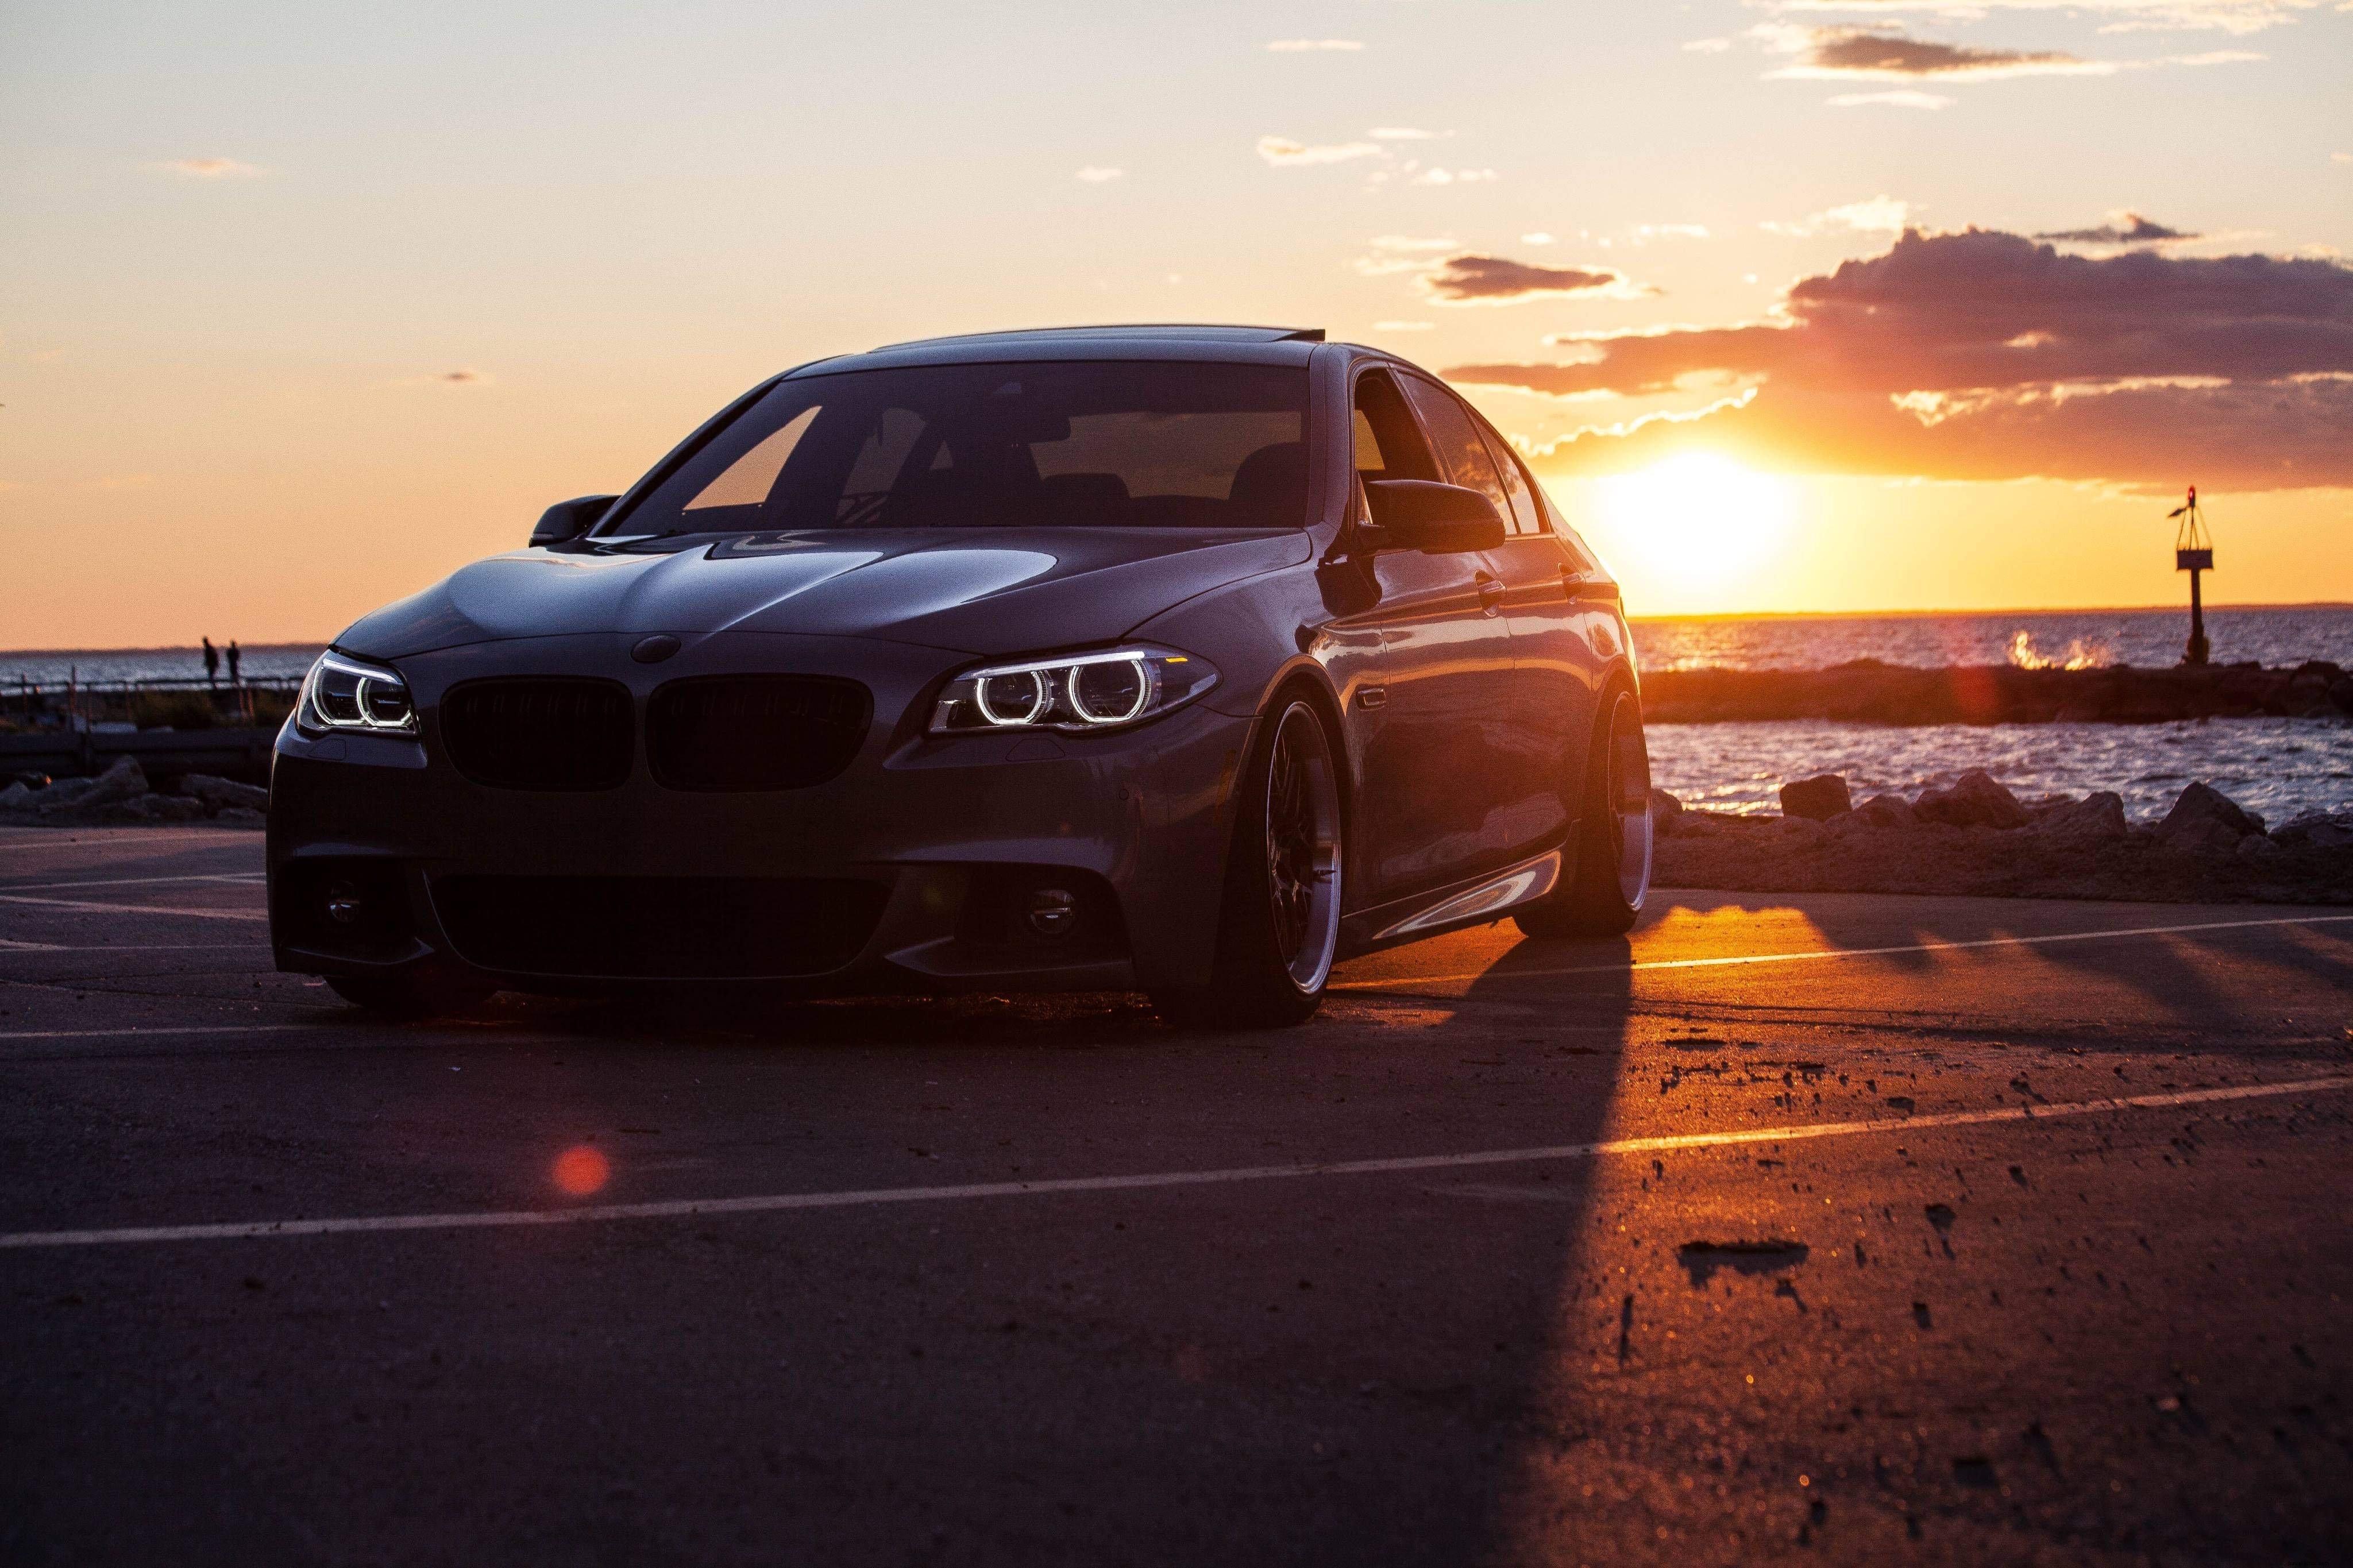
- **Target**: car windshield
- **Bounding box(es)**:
[605,361,1310,536]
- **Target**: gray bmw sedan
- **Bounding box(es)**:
[268,325,1652,1027]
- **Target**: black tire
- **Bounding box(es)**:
[1152,696,1344,1030]
[1514,688,1652,939]
[326,970,495,1018]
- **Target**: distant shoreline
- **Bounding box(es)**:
[7,605,2353,655]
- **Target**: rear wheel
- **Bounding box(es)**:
[1152,697,1343,1030]
[326,970,495,1018]
[1514,688,1652,939]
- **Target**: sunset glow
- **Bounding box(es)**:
[1595,455,1795,591]
[0,6,2344,644]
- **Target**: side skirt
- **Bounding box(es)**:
[1334,837,1575,961]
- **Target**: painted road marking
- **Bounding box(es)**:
[4,1076,2343,1250]
[0,873,264,893]
[0,943,263,955]
[1338,913,2353,992]
[0,894,267,922]
[0,1024,319,1042]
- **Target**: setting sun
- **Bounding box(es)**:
[1593,454,1795,589]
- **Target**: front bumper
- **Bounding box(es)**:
[267,631,1251,995]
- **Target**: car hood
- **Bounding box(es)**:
[338,528,1308,661]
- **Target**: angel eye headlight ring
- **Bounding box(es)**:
[929,646,1216,736]
[296,650,418,736]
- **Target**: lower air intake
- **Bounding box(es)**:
[431,875,889,979]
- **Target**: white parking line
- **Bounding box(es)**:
[1337,913,2353,991]
[0,895,268,922]
[0,943,262,955]
[0,1023,319,1041]
[0,874,265,893]
[4,1075,2342,1250]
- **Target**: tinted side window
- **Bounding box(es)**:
[1478,427,1543,536]
[1399,376,1511,526]
[1352,369,1438,481]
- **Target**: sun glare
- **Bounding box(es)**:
[1596,454,1794,588]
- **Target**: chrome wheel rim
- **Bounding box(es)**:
[1264,702,1343,992]
[1607,693,1654,909]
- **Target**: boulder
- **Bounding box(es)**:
[2274,810,2353,851]
[2156,782,2264,846]
[1779,773,1852,821]
[2032,791,2128,844]
[182,773,269,812]
[0,781,31,810]
[1649,787,1684,836]
[215,806,267,829]
[45,756,149,813]
[117,793,209,823]
[1851,793,1918,830]
[1913,770,2029,831]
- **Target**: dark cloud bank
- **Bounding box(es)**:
[1449,227,2353,491]
[1422,254,1640,304]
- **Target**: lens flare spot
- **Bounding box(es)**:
[553,1145,610,1196]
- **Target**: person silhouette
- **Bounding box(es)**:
[202,638,218,685]
[226,642,242,685]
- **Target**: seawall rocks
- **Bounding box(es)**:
[1642,660,2353,725]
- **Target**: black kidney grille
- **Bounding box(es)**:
[648,675,871,791]
[431,874,888,978]
[440,678,634,791]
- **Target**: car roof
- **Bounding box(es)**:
[790,323,1329,376]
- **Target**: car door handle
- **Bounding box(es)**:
[1476,575,1507,615]
[1561,570,1619,604]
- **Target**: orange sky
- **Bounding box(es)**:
[2,2,2347,646]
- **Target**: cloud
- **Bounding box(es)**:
[1257,135,1383,166]
[1764,196,1917,235]
[1760,1,2316,37]
[1762,25,2110,78]
[1075,166,1124,183]
[1370,234,1459,251]
[1406,167,1498,186]
[1266,38,1365,51]
[162,157,261,178]
[2033,211,2197,244]
[1522,232,1556,246]
[1420,254,1653,305]
[1446,227,2353,490]
[396,369,495,388]
[1827,88,1955,107]
[1683,37,1734,51]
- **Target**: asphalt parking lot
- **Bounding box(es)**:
[4,824,2351,1565]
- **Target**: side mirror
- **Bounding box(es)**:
[1361,481,1506,555]
[530,495,619,548]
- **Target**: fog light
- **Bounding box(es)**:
[1025,887,1078,939]
[325,880,364,926]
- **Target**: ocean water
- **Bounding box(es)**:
[1631,604,2352,674]
[6,611,2348,822]
[0,644,325,687]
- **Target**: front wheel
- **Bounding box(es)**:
[1514,688,1652,939]
[1152,697,1343,1030]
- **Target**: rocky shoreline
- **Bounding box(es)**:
[1,756,267,828]
[1653,772,2353,905]
[1642,659,2353,725]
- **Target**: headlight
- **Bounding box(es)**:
[296,650,417,735]
[929,646,1218,736]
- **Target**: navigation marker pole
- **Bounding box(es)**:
[2169,485,2213,667]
